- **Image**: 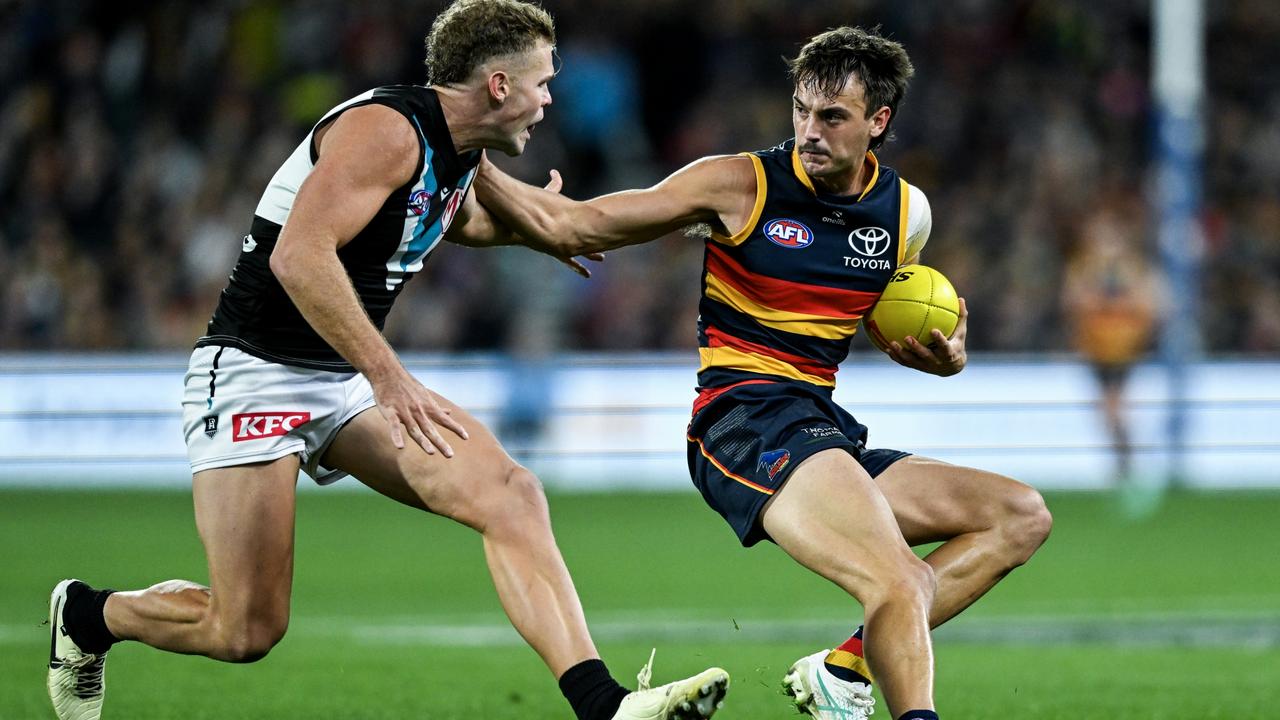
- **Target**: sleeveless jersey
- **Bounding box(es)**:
[693,139,930,412]
[197,85,480,371]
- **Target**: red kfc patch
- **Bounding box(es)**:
[231,412,312,442]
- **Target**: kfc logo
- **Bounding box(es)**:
[231,412,312,442]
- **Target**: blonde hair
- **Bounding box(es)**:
[425,0,555,85]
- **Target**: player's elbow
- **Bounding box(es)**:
[268,242,302,288]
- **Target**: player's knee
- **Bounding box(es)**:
[1001,483,1053,564]
[481,465,551,536]
[218,614,289,663]
[863,556,935,610]
[901,557,937,605]
[507,465,549,509]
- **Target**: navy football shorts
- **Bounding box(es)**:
[686,381,909,547]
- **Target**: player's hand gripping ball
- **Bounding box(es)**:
[863,265,960,352]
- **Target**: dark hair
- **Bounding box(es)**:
[425,0,555,85]
[787,26,914,150]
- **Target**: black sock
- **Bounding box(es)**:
[63,581,118,655]
[899,710,939,720]
[558,658,630,720]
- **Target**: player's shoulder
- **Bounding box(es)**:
[370,83,430,99]
[331,85,432,135]
[324,103,419,154]
[315,103,420,186]
[754,137,796,157]
[667,154,758,193]
[901,178,932,247]
[887,164,929,217]
[746,138,796,171]
[904,181,930,214]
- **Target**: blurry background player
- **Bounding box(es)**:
[45,2,729,720]
[1061,199,1164,502]
[476,26,1053,720]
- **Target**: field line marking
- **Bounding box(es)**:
[4,610,1280,649]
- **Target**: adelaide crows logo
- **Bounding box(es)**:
[758,448,792,480]
[764,219,814,249]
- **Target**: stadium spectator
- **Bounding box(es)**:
[1,1,1277,355]
[1061,196,1164,488]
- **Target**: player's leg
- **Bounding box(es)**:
[1098,368,1132,479]
[821,452,1052,681]
[48,457,298,720]
[324,403,594,672]
[872,455,1052,627]
[102,457,300,660]
[762,448,937,718]
[322,398,728,720]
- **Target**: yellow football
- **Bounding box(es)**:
[862,265,960,352]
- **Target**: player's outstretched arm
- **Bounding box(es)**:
[474,153,759,257]
[887,297,969,376]
[445,168,603,277]
[270,104,468,456]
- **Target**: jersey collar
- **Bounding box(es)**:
[422,88,482,177]
[790,147,880,203]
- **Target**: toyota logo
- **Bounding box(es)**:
[847,226,891,257]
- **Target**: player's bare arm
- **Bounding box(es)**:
[445,167,602,277]
[270,103,468,455]
[474,153,760,256]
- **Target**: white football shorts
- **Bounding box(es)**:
[181,345,377,484]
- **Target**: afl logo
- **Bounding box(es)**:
[764,218,814,249]
[408,189,432,216]
[847,226,891,256]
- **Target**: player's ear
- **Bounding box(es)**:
[868,105,891,139]
[487,71,510,104]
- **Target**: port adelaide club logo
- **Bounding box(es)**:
[764,218,814,249]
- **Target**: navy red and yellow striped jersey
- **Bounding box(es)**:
[694,139,925,411]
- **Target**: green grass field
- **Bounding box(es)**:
[3,488,1279,719]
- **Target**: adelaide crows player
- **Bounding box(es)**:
[476,26,1053,720]
[46,3,728,720]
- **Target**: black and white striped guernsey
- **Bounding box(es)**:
[197,85,479,372]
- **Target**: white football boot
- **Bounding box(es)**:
[783,649,876,719]
[611,649,729,720]
[47,579,107,720]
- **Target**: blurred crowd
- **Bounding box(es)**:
[2,0,1278,356]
